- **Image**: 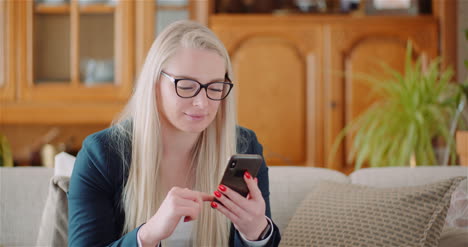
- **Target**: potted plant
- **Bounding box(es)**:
[331,41,466,169]
[0,132,13,167]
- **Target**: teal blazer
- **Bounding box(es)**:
[68,126,281,246]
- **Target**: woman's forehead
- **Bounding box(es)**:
[165,47,226,81]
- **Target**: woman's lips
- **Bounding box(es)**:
[185,113,206,121]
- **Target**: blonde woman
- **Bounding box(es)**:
[68,20,281,247]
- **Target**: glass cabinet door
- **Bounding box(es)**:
[79,9,114,85]
[17,0,134,102]
[136,0,207,73]
[0,0,15,101]
[34,4,71,84]
[155,0,189,35]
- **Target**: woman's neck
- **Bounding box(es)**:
[159,119,202,165]
[159,123,201,190]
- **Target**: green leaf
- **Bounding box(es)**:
[0,134,13,167]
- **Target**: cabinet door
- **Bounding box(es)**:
[325,17,438,172]
[16,0,134,102]
[0,0,15,101]
[211,16,324,166]
[135,0,204,74]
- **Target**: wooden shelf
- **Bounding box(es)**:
[80,4,115,14]
[156,5,188,12]
[34,3,116,14]
[35,4,70,14]
[0,102,125,124]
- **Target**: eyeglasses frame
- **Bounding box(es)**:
[161,71,234,101]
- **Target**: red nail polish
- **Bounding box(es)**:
[214,191,222,198]
[218,185,226,192]
[244,171,251,179]
[211,201,218,208]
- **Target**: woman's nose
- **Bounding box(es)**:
[192,89,209,107]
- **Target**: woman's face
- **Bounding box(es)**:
[157,47,227,134]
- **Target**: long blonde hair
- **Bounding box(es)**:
[111,20,237,246]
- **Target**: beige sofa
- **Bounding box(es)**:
[1,160,467,246]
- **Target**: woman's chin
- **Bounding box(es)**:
[178,123,210,134]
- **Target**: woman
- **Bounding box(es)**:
[68,20,281,247]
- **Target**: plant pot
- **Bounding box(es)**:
[456,131,468,166]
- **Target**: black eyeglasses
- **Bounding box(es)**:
[161,71,234,101]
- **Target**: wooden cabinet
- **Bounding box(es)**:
[0,0,15,102]
[1,0,134,124]
[211,16,323,167]
[325,17,438,171]
[211,15,438,170]
[0,1,449,170]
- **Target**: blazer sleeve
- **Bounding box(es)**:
[231,129,281,247]
[68,134,140,247]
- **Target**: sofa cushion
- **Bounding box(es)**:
[269,166,350,233]
[439,226,468,247]
[36,176,70,247]
[349,166,468,189]
[350,166,468,231]
[280,177,465,247]
[0,167,54,247]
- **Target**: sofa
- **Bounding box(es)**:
[1,154,467,246]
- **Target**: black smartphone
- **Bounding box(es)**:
[218,154,263,197]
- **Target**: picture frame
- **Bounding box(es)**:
[365,0,420,15]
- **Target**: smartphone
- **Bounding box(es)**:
[217,154,263,197]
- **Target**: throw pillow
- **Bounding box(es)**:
[281,177,466,247]
[36,176,70,247]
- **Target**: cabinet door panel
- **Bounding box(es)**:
[212,17,323,166]
[135,0,193,74]
[233,36,306,165]
[326,19,438,171]
[79,13,114,85]
[155,10,188,35]
[346,39,407,126]
[34,14,71,83]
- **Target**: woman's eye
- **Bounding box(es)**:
[178,87,195,91]
[209,88,223,92]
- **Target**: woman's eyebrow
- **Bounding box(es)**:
[172,74,226,83]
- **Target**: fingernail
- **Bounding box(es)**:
[211,201,218,208]
[244,171,251,179]
[184,217,191,222]
[214,191,222,198]
[218,184,226,192]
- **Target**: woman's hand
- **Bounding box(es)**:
[211,171,268,241]
[138,187,214,247]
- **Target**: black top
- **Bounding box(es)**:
[68,126,281,246]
